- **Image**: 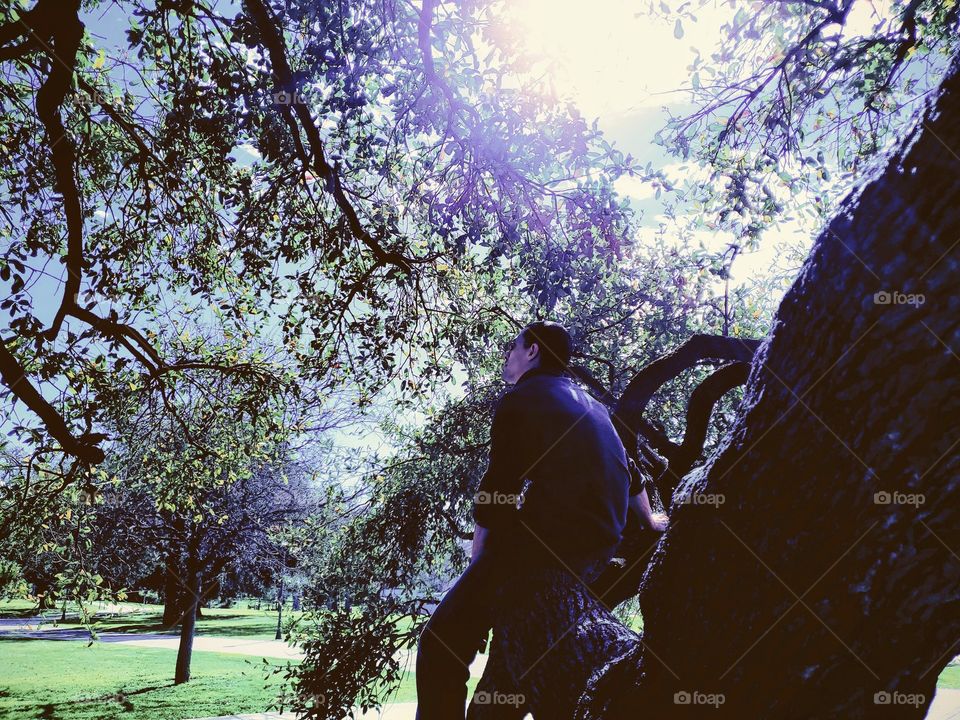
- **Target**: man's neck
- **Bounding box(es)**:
[515,365,563,384]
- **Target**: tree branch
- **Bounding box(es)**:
[244,0,415,274]
[30,1,84,341]
[657,361,751,504]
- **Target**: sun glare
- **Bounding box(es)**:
[503,0,720,118]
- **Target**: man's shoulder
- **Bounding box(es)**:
[507,373,601,413]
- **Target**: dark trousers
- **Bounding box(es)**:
[415,550,505,720]
[415,544,610,720]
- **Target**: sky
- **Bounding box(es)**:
[500,0,815,286]
[499,0,904,290]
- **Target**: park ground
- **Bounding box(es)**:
[0,598,465,719]
[0,599,957,719]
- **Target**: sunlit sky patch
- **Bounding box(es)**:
[497,1,891,285]
[499,0,794,283]
[503,0,727,119]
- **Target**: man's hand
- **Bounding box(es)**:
[647,511,669,533]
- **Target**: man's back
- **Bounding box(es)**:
[474,367,631,566]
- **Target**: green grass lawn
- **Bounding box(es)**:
[0,637,291,720]
[938,665,960,690]
[0,636,468,719]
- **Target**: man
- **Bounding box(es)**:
[415,321,665,719]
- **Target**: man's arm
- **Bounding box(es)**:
[626,457,668,532]
[471,392,524,556]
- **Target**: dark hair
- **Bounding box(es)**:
[521,321,573,371]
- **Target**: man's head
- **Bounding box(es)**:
[501,321,573,384]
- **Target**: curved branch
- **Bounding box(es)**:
[0,37,39,61]
[615,334,759,433]
[0,2,43,46]
[656,361,751,505]
[68,305,164,369]
[32,1,84,341]
[613,335,759,495]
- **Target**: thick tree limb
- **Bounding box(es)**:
[615,335,759,425]
[0,2,44,46]
[30,0,84,342]
[0,37,39,61]
[613,334,759,474]
[0,340,104,464]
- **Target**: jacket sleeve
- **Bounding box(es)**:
[627,456,650,497]
[473,391,525,529]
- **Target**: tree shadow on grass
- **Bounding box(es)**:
[32,683,174,719]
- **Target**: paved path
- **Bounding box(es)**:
[0,617,488,675]
[0,619,304,660]
[926,689,960,720]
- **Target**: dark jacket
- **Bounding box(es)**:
[473,367,631,565]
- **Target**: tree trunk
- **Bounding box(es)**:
[174,562,202,685]
[483,53,960,720]
[275,573,285,641]
[162,552,182,627]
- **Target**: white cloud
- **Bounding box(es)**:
[614,173,657,201]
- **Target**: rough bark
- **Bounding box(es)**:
[483,52,960,720]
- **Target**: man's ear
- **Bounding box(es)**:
[527,341,540,361]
